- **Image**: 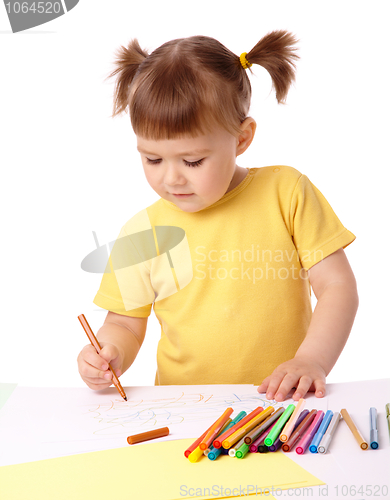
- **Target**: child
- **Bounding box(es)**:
[77,31,358,402]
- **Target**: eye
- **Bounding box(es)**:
[184,159,204,168]
[146,158,162,165]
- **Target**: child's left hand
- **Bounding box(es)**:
[257,356,326,402]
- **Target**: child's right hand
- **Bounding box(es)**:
[77,342,123,390]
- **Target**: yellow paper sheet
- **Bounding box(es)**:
[0,438,324,500]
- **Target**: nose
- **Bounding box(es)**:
[163,163,187,187]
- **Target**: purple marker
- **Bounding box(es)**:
[296,411,324,454]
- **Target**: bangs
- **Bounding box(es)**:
[128,54,244,140]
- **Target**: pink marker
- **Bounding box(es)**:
[296,411,324,455]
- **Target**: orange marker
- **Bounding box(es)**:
[280,398,306,442]
[78,314,127,401]
[341,409,368,450]
[127,427,169,445]
[185,418,232,460]
[199,407,234,450]
[213,406,264,449]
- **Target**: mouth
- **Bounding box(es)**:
[172,193,194,198]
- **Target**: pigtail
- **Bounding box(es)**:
[246,30,299,104]
[106,39,148,117]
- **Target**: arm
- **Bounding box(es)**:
[257,248,359,401]
[78,311,148,390]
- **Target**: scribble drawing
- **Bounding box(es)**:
[79,392,285,437]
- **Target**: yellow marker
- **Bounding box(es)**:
[280,398,306,442]
[340,408,368,450]
[222,406,274,449]
[188,445,204,463]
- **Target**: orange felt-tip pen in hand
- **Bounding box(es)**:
[78,314,127,401]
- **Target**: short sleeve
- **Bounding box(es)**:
[290,174,356,270]
[93,225,154,318]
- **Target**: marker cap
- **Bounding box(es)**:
[188,446,204,463]
[236,443,249,459]
[370,430,379,450]
[317,434,331,454]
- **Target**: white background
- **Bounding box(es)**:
[0,1,389,389]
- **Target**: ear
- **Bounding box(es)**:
[236,117,256,156]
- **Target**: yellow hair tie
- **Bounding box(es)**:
[240,52,252,70]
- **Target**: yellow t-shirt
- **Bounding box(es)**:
[93,166,355,385]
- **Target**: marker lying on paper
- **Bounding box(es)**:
[340,408,368,450]
[222,407,272,449]
[280,398,306,442]
[244,408,283,445]
[318,412,341,454]
[127,427,169,445]
[369,407,379,449]
[213,407,263,449]
[296,411,324,454]
[264,404,295,447]
[282,410,317,452]
[310,410,333,453]
[270,409,309,452]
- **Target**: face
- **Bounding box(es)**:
[137,127,240,213]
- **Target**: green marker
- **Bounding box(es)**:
[386,403,390,440]
[264,404,295,446]
[235,443,250,459]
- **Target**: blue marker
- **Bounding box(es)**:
[369,407,379,449]
[309,410,333,453]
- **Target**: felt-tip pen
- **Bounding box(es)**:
[369,407,379,450]
[317,412,341,454]
[309,410,333,453]
[340,408,368,450]
[296,411,324,454]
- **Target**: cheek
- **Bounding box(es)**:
[201,173,226,196]
[206,159,233,187]
[143,168,159,188]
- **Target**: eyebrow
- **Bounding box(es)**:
[137,147,212,157]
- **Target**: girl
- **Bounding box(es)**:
[77,31,358,402]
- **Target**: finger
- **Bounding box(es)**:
[264,370,289,400]
[78,349,112,381]
[83,377,114,391]
[292,375,313,400]
[257,376,271,394]
[99,344,120,366]
[272,372,301,402]
[80,345,110,371]
[313,378,326,398]
[79,359,112,381]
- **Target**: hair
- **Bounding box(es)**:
[107,30,299,140]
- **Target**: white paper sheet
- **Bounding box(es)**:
[0,384,328,466]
